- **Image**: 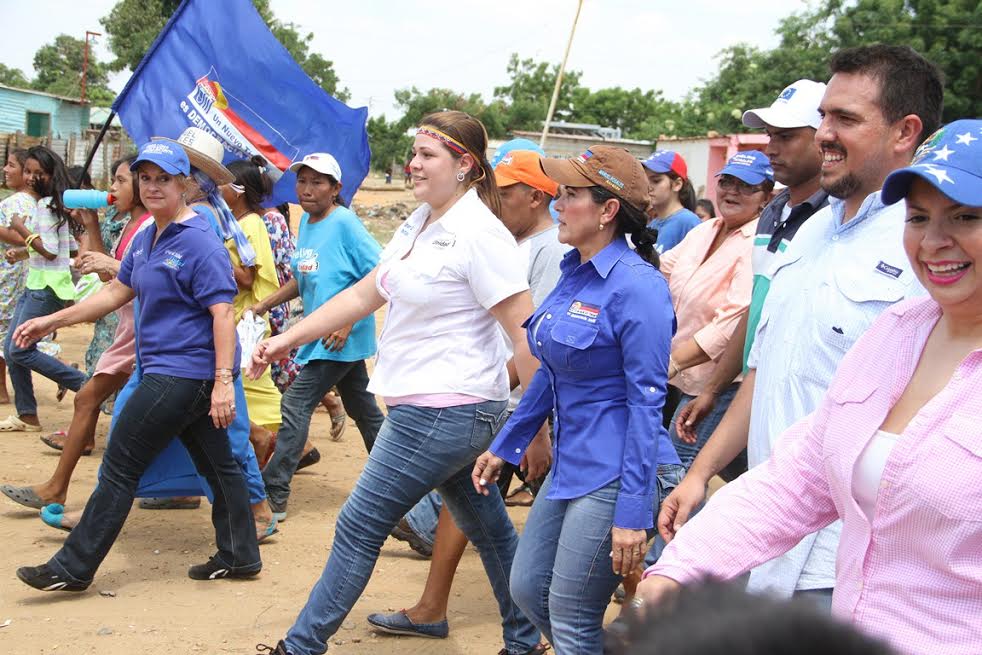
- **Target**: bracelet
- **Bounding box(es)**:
[24,233,39,249]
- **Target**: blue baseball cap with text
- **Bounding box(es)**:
[716,150,774,185]
[132,140,191,176]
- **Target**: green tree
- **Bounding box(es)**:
[31,34,115,104]
[493,54,583,131]
[99,0,350,101]
[675,0,982,136]
[366,115,412,172]
[0,64,30,88]
[392,87,507,138]
[570,86,674,137]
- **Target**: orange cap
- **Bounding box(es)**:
[494,150,559,197]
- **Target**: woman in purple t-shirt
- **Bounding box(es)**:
[12,140,261,593]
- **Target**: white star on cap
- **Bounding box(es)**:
[921,165,954,185]
[955,132,977,146]
[932,145,955,161]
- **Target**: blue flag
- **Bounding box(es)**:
[112,0,369,205]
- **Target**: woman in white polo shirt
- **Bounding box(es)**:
[251,111,543,655]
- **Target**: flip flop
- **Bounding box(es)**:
[39,431,93,456]
[330,413,347,441]
[256,516,279,544]
[296,447,320,471]
[40,503,72,532]
[504,483,535,507]
[138,497,202,510]
[0,415,42,432]
[1,484,47,509]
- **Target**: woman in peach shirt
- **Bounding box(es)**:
[659,150,773,471]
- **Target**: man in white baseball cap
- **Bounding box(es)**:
[742,79,826,130]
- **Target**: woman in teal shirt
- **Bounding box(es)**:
[251,152,384,522]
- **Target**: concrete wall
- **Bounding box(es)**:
[0,87,89,138]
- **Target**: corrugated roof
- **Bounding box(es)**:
[0,83,86,105]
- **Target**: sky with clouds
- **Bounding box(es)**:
[3,0,806,118]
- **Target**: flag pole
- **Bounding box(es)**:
[77,110,117,184]
[540,0,584,149]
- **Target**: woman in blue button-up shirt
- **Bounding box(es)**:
[473,145,679,654]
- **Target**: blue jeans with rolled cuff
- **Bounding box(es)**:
[283,400,540,655]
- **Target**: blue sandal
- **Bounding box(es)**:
[40,504,72,532]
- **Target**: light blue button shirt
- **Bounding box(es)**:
[745,190,925,596]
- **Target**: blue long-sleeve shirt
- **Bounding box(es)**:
[490,238,679,529]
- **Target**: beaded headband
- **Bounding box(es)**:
[417,125,485,185]
[418,126,471,156]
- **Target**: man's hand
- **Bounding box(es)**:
[657,474,708,543]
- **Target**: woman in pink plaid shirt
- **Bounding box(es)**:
[637,119,982,655]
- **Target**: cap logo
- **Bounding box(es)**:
[777,86,797,101]
[730,153,758,167]
[598,168,625,191]
[912,127,945,164]
[143,143,176,156]
[577,149,594,164]
[500,155,513,166]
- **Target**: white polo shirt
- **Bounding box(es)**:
[370,189,530,400]
[745,190,924,596]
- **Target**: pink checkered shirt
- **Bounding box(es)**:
[646,297,982,655]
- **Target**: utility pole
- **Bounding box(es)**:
[540,0,584,149]
[81,30,102,103]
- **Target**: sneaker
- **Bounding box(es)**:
[389,517,433,558]
[188,557,261,581]
[16,564,89,592]
[255,641,290,654]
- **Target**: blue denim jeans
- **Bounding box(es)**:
[49,374,260,585]
[644,463,687,566]
[4,288,87,416]
[405,410,545,546]
[283,400,539,655]
[111,364,267,504]
[509,474,622,655]
[263,358,384,512]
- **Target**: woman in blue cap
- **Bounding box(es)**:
[641,150,701,254]
[660,150,774,476]
[638,120,982,655]
[12,139,261,592]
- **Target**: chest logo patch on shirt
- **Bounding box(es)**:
[874,260,903,279]
[567,300,600,323]
[295,248,319,274]
[162,250,185,271]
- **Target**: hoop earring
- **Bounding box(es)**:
[456,171,466,182]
